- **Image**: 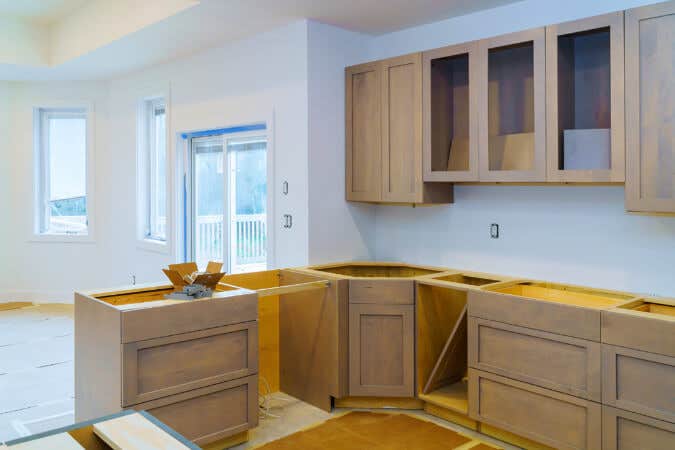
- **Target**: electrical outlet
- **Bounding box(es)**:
[490,223,499,239]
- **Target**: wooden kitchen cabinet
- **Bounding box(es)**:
[625,1,675,213]
[546,12,625,182]
[349,303,414,397]
[478,28,547,182]
[346,55,453,204]
[423,41,480,182]
[346,62,381,202]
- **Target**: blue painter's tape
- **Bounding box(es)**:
[181,123,266,139]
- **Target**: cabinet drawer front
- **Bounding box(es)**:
[602,309,675,358]
[134,376,258,446]
[468,369,601,450]
[603,406,675,450]
[123,322,258,405]
[349,279,414,304]
[121,292,257,342]
[468,290,601,341]
[602,345,675,422]
[469,318,600,400]
[349,303,414,397]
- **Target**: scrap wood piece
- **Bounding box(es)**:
[93,412,191,450]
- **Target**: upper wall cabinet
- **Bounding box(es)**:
[346,62,382,202]
[423,42,479,182]
[478,29,547,182]
[546,13,625,183]
[346,55,453,204]
[625,1,675,213]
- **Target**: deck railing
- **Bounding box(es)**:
[195,214,266,270]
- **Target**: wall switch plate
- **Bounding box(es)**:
[490,223,499,239]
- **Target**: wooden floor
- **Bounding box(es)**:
[0,303,75,443]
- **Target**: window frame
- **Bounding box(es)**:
[32,104,96,243]
[136,90,171,254]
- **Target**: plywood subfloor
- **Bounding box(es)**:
[0,304,74,444]
[252,411,502,450]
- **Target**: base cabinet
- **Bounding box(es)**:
[603,406,675,450]
[468,369,601,450]
[349,303,414,397]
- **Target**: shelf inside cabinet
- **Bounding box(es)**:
[556,27,612,171]
[418,381,469,414]
[488,42,536,172]
[430,53,471,173]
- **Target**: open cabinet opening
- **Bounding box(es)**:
[416,283,469,414]
[488,42,535,171]
[556,27,612,171]
[430,53,471,172]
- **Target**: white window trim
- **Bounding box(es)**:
[31,102,96,244]
[136,85,172,254]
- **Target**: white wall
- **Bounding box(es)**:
[307,21,375,263]
[3,81,111,301]
[367,0,675,297]
[0,82,11,291]
[1,21,311,302]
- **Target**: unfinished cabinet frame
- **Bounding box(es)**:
[423,42,480,181]
[546,12,625,182]
[478,28,547,182]
[625,1,675,213]
[346,62,382,202]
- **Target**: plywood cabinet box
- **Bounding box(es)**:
[346,55,453,204]
[74,285,259,447]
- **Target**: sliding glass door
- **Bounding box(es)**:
[187,132,267,273]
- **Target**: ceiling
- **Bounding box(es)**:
[0,0,89,25]
[0,0,523,81]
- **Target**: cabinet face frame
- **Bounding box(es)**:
[478,28,547,182]
[349,303,415,397]
[546,12,625,182]
[346,61,382,202]
[381,54,423,203]
[625,1,675,213]
[423,41,479,182]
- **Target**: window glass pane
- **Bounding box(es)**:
[228,137,267,273]
[43,111,87,235]
[193,138,224,268]
[148,102,167,240]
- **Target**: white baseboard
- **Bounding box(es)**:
[0,289,74,304]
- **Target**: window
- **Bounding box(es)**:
[35,107,90,236]
[138,97,167,244]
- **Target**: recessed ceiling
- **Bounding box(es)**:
[0,0,524,81]
[0,0,89,25]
